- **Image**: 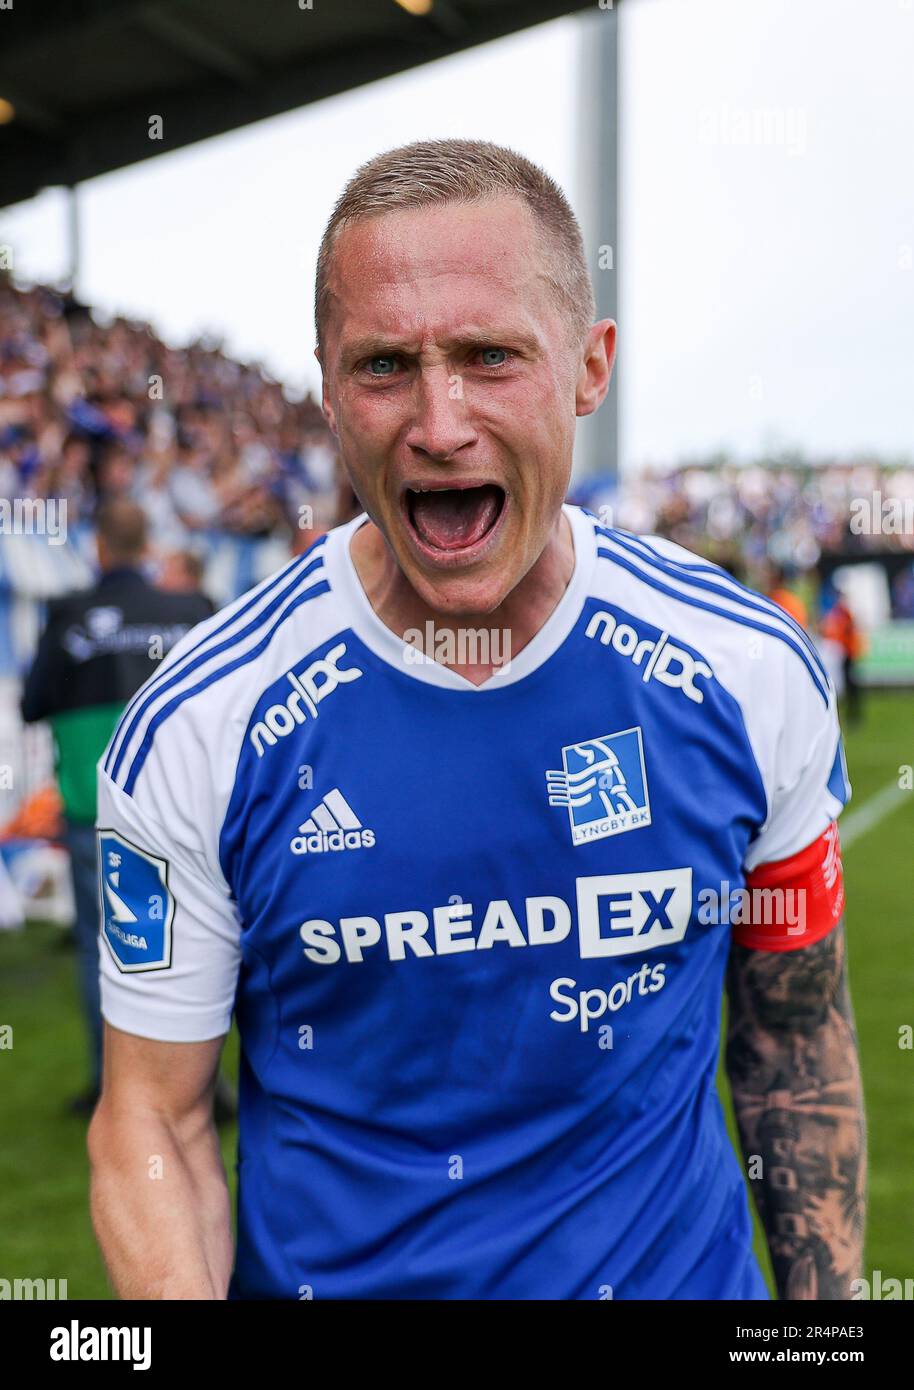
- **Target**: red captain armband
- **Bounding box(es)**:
[732,821,846,952]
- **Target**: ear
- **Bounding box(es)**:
[575,319,617,420]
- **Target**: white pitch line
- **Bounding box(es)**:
[840,779,910,850]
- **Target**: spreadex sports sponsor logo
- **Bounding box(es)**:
[249,644,362,757]
[550,963,668,1032]
[299,868,692,964]
[585,610,713,703]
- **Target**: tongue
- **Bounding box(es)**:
[410,485,502,551]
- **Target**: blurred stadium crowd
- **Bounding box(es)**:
[0,273,354,944]
[573,460,914,617]
[0,272,348,569]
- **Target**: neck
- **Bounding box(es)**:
[99,562,142,579]
[350,511,575,687]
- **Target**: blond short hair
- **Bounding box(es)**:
[314,138,595,354]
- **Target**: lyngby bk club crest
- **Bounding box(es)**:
[547,727,651,846]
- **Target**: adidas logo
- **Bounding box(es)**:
[290,789,376,855]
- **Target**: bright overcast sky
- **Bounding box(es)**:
[2,0,912,474]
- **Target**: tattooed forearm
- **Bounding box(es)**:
[725,921,866,1300]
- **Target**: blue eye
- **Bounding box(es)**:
[481,348,508,367]
[367,357,397,376]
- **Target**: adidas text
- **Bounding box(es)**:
[291,828,376,855]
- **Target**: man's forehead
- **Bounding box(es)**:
[335,194,540,270]
[327,197,555,344]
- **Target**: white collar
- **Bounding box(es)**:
[322,502,595,692]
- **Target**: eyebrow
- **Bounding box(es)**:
[339,328,542,370]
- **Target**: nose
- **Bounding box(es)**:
[404,365,477,462]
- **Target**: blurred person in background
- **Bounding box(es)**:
[820,583,866,727]
[156,548,212,605]
[891,564,914,620]
[20,500,212,1114]
[168,431,223,531]
[41,430,94,523]
[301,424,337,494]
[94,439,138,505]
[766,562,809,629]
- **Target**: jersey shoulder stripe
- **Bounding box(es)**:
[601,524,829,681]
[117,570,331,796]
[106,539,327,782]
[592,518,821,648]
[592,527,829,705]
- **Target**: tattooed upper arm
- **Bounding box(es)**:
[726,919,851,1038]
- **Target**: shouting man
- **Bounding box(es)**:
[89,139,865,1299]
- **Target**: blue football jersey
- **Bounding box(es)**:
[97,505,850,1299]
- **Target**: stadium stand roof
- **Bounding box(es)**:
[0,0,591,210]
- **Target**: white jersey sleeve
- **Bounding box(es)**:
[742,670,850,873]
[93,595,249,1044]
[96,766,241,1042]
[94,538,339,1042]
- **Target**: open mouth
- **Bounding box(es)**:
[404,483,506,555]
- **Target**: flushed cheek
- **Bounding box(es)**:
[337,418,392,487]
[508,459,566,520]
[338,389,404,445]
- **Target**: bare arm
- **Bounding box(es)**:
[87,1022,233,1299]
[724,920,867,1299]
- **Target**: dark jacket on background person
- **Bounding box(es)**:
[21,568,212,823]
